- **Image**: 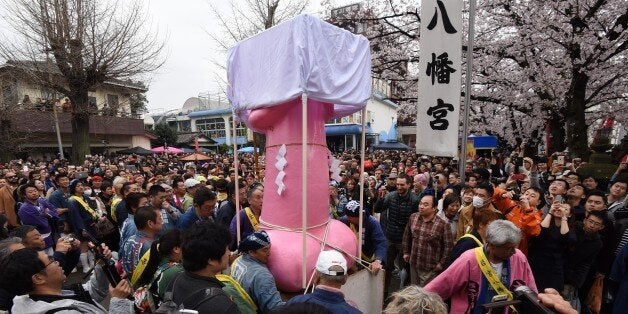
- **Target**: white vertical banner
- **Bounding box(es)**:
[416,0,463,157]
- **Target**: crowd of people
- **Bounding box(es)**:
[0,149,625,313]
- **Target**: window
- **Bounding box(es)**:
[228,117,247,137]
[196,118,226,138]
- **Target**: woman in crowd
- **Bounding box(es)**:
[134,229,183,301]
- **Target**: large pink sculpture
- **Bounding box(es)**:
[248,99,358,292]
[227,14,371,292]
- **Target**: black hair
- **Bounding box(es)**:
[0,248,45,295]
[442,194,461,211]
[586,210,607,225]
[172,176,184,189]
[135,229,183,287]
[148,184,166,197]
[226,180,246,198]
[19,183,38,197]
[476,182,494,197]
[420,194,436,207]
[100,180,113,191]
[214,179,228,192]
[181,221,231,272]
[397,173,411,185]
[552,179,569,190]
[0,215,8,240]
[134,206,159,229]
[125,192,149,213]
[586,189,607,206]
[9,225,36,240]
[55,172,68,182]
[611,178,627,187]
[193,187,217,207]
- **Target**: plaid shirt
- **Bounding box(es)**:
[402,212,454,271]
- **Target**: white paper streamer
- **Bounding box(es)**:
[275,144,287,195]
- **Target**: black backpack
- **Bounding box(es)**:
[155,274,222,314]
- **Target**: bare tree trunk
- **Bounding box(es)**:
[548,112,566,155]
[70,91,90,162]
[565,69,590,159]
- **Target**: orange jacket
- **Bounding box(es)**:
[506,205,542,255]
[0,186,18,227]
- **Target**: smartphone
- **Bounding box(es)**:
[557,155,565,165]
[554,195,564,204]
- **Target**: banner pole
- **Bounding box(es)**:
[460,0,477,183]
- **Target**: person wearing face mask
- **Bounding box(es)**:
[456,183,503,240]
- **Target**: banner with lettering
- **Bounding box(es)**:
[416,0,463,157]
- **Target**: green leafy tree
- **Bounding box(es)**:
[151,123,178,148]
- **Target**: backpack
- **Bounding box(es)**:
[155,274,222,314]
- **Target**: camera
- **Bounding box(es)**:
[481,285,554,314]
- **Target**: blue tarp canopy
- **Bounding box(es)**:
[325,124,362,136]
[471,135,498,149]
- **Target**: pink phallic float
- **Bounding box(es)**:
[249,99,358,292]
[228,14,372,292]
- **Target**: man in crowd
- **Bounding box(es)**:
[114,182,141,225]
[288,250,361,313]
[402,195,453,286]
[18,183,62,255]
[0,245,133,312]
[231,231,285,312]
[374,173,419,296]
[457,183,501,239]
[118,192,149,255]
[177,187,217,229]
[171,176,186,211]
[541,179,569,216]
[168,221,239,313]
[229,183,263,250]
[426,220,537,313]
[607,179,627,223]
[182,178,202,211]
[563,210,605,306]
[121,206,163,274]
[566,184,587,221]
[148,184,179,233]
[339,200,386,274]
[215,180,246,228]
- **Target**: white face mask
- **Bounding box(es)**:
[84,189,93,196]
[472,195,485,208]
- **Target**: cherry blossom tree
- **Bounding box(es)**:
[325,0,627,158]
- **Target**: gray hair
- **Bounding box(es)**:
[384,286,447,314]
[485,220,522,246]
[0,237,23,258]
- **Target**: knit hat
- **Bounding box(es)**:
[238,231,271,253]
[69,179,81,195]
[344,200,364,217]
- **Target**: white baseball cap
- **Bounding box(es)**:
[184,178,201,188]
[315,250,347,276]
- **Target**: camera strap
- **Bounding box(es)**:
[474,247,513,301]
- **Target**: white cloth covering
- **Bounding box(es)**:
[227,14,372,124]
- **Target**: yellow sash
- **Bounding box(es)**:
[461,233,483,247]
[131,249,151,287]
[244,207,260,231]
[216,274,258,312]
[69,196,99,220]
[474,247,513,301]
[111,197,122,222]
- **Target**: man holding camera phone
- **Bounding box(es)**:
[0,243,133,313]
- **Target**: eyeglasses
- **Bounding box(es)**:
[43,256,58,269]
[584,218,603,227]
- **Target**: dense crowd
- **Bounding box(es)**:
[0,149,625,313]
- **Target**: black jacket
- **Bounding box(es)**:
[564,222,603,288]
[375,191,419,244]
[170,272,239,314]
